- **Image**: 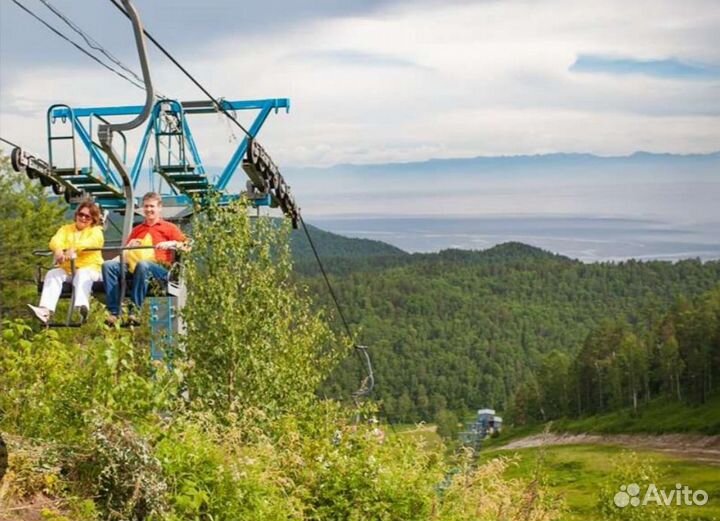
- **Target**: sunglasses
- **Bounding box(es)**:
[76,212,92,220]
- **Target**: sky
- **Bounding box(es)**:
[0,0,718,242]
[1,0,718,168]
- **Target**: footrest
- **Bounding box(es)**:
[55,167,92,176]
[166,173,207,183]
[156,164,196,174]
[57,170,124,199]
[159,170,210,197]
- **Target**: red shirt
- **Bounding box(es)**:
[129,219,186,264]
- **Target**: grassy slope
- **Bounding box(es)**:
[483,394,720,451]
[481,444,720,521]
[473,396,720,519]
[391,424,444,451]
[391,421,720,520]
[551,394,720,435]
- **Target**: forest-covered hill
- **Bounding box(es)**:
[3,153,717,432]
[293,234,720,425]
[290,222,407,265]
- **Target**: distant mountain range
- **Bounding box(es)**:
[282,151,720,189]
[191,150,720,221]
[288,150,720,176]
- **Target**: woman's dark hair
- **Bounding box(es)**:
[75,200,102,226]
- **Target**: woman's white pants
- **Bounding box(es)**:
[38,267,102,311]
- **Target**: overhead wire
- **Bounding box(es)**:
[10,0,146,91]
[298,214,353,339]
[37,0,146,88]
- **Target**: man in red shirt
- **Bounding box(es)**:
[102,192,186,325]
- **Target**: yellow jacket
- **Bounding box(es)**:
[48,223,105,273]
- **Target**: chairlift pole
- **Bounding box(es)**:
[97,0,154,243]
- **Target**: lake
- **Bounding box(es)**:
[308,215,720,262]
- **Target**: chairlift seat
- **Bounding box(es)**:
[44,279,172,299]
[36,260,181,299]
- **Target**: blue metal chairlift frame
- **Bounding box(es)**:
[49,98,290,209]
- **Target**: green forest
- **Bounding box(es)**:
[297,238,720,430]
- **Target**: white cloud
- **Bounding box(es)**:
[1,0,718,168]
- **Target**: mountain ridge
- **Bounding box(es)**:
[288,150,720,173]
[292,224,577,269]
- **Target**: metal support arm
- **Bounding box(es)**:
[98,0,154,242]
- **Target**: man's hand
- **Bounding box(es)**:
[122,239,141,260]
[155,240,178,250]
[53,249,65,264]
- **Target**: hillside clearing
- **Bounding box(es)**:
[499,432,720,465]
[481,444,720,521]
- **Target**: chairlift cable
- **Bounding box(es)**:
[10,0,146,91]
[299,214,375,398]
[38,0,146,88]
[11,0,373,399]
[299,214,352,339]
[0,137,22,150]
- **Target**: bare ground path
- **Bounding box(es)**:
[498,432,720,465]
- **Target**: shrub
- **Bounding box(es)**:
[90,420,167,521]
[597,452,678,521]
[436,450,561,521]
[182,200,347,416]
[0,319,185,442]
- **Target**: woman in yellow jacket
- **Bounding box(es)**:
[28,201,104,324]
